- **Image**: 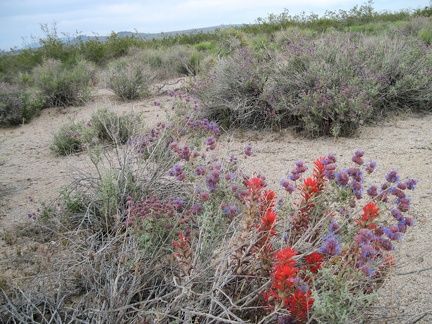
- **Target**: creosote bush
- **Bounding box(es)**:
[105,57,154,100]
[32,58,96,107]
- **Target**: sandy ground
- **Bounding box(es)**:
[1,84,431,322]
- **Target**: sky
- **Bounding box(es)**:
[0,0,430,51]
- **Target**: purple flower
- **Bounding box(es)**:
[347,167,363,182]
[336,171,349,187]
[404,179,418,191]
[365,160,376,173]
[360,264,374,277]
[244,145,253,157]
[352,149,364,166]
[191,203,202,215]
[289,171,300,181]
[200,192,210,202]
[320,235,341,256]
[377,237,394,251]
[173,198,184,210]
[405,217,414,227]
[294,161,308,173]
[205,136,217,151]
[195,166,206,176]
[391,209,404,221]
[397,197,410,212]
[351,180,363,199]
[280,178,295,193]
[386,169,400,183]
[326,153,337,164]
[367,185,378,197]
[223,204,239,218]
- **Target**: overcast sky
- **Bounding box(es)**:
[0,0,430,51]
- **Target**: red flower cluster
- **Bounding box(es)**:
[262,247,315,322]
[355,202,380,229]
[304,251,323,274]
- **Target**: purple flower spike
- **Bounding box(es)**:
[320,235,341,256]
[386,169,400,183]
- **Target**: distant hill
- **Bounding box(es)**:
[21,24,240,50]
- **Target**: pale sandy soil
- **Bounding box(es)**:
[0,82,431,323]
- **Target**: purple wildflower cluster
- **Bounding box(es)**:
[313,150,418,277]
[222,203,239,219]
[320,235,341,256]
[129,122,167,152]
[280,178,295,193]
[124,195,202,228]
[322,153,337,179]
[125,195,176,227]
[185,117,220,137]
[205,136,217,151]
[288,161,308,181]
[168,164,186,181]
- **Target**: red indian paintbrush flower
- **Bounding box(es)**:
[355,202,380,228]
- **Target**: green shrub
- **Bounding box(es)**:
[194,41,217,52]
[32,59,95,107]
[216,28,249,55]
[51,108,141,155]
[0,83,46,126]
[419,27,432,45]
[105,57,153,100]
[90,108,141,144]
[50,121,86,155]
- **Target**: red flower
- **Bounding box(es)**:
[286,288,314,321]
[300,177,320,201]
[355,202,380,228]
[304,252,323,273]
[259,209,277,235]
[275,247,298,266]
[260,189,277,211]
[313,157,326,180]
[246,177,264,189]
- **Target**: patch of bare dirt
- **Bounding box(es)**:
[1,82,431,322]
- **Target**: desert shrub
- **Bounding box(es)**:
[361,33,432,113]
[105,56,154,100]
[266,33,377,136]
[50,108,141,155]
[50,121,86,155]
[193,47,276,129]
[194,41,217,52]
[0,83,46,126]
[419,27,432,44]
[127,47,175,81]
[159,45,204,76]
[32,58,95,107]
[394,15,432,36]
[216,27,249,55]
[265,31,432,136]
[78,36,107,66]
[90,108,141,144]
